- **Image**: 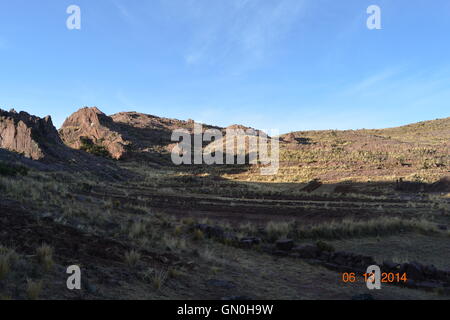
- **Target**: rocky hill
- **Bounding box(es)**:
[59,107,224,161]
[59,107,130,160]
[0,108,128,179]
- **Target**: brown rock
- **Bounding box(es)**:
[59,107,130,159]
[0,108,130,180]
[0,109,63,160]
[60,107,224,161]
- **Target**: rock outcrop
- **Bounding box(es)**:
[0,109,64,160]
[59,107,130,160]
[0,108,130,179]
[60,107,224,161]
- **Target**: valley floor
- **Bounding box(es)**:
[0,161,449,300]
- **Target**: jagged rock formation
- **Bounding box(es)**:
[0,109,65,160]
[0,108,129,179]
[59,107,130,160]
[59,107,224,161]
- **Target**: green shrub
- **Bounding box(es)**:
[79,137,110,158]
[0,162,29,176]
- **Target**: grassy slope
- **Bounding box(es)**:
[229,117,450,184]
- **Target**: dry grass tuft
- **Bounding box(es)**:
[26,279,43,300]
[0,255,10,281]
[152,269,168,290]
[36,244,54,271]
[125,250,141,267]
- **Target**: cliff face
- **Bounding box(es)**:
[0,109,63,160]
[59,107,130,160]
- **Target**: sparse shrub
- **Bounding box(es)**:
[168,267,182,279]
[153,270,168,290]
[173,225,183,236]
[200,247,215,262]
[266,221,291,242]
[240,222,257,235]
[162,234,187,251]
[26,279,43,300]
[210,266,221,275]
[193,229,204,241]
[182,218,196,226]
[129,221,146,239]
[36,244,54,271]
[0,255,10,281]
[111,199,121,209]
[125,250,141,267]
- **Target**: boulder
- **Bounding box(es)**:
[293,244,321,259]
[275,239,295,251]
[239,237,261,248]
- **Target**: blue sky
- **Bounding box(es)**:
[0,0,449,133]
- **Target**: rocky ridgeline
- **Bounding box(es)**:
[59,106,266,162]
[0,108,129,179]
[0,109,67,160]
[59,107,225,161]
[193,223,450,294]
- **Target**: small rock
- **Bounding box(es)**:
[239,237,261,248]
[293,244,320,259]
[275,239,294,251]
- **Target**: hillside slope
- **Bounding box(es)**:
[236,117,450,184]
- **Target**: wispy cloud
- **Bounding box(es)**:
[113,1,138,26]
[181,0,307,68]
[341,67,403,96]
